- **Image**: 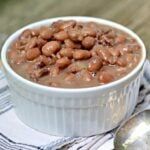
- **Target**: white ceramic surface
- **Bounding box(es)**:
[1,17,146,136]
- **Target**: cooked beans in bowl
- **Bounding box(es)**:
[8,20,141,88]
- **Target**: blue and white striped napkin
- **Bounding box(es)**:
[0,60,149,150]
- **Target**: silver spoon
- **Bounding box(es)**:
[114,109,150,150]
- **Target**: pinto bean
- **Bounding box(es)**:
[54,31,69,41]
[26,48,41,60]
[42,41,61,56]
[88,56,102,72]
[99,71,114,84]
[68,28,83,41]
[25,37,37,50]
[97,49,111,62]
[59,48,73,58]
[39,27,53,40]
[64,39,81,49]
[81,27,96,37]
[82,36,95,49]
[36,37,47,49]
[73,50,91,60]
[64,39,76,48]
[56,57,71,69]
[59,20,76,30]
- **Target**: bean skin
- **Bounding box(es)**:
[25,37,37,50]
[88,56,102,72]
[54,31,69,41]
[40,27,53,40]
[56,57,71,69]
[64,39,76,48]
[59,20,76,30]
[42,41,61,56]
[81,27,96,37]
[36,37,47,49]
[99,71,114,84]
[73,50,91,60]
[59,48,73,58]
[68,29,83,41]
[97,49,111,62]
[64,39,81,49]
[82,36,95,49]
[26,48,41,61]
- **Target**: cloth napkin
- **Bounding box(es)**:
[0,60,149,150]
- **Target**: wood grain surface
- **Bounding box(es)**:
[0,0,149,59]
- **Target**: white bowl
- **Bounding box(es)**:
[1,16,146,136]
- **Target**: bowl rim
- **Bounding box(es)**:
[1,16,146,93]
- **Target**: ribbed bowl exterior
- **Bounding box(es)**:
[5,69,142,136]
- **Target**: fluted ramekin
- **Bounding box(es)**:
[1,17,146,136]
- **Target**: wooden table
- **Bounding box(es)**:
[0,0,150,59]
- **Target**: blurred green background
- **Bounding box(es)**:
[0,0,150,59]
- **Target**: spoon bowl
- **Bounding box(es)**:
[114,109,150,150]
